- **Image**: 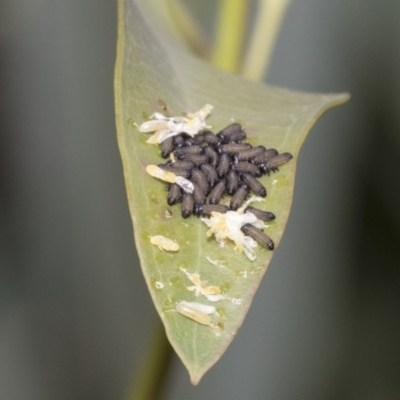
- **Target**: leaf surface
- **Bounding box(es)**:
[115,0,349,384]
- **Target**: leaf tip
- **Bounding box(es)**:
[327,91,351,107]
[189,370,203,386]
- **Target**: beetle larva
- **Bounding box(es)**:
[173,145,203,157]
[174,134,185,148]
[158,164,191,179]
[232,161,261,177]
[241,173,267,197]
[193,133,205,144]
[198,204,229,216]
[230,184,249,210]
[244,206,275,221]
[216,123,242,143]
[176,301,215,325]
[193,133,205,145]
[181,193,194,218]
[161,136,174,158]
[250,148,279,165]
[234,146,266,162]
[204,146,219,167]
[241,223,274,250]
[216,153,231,178]
[167,183,183,205]
[262,152,293,175]
[208,179,226,204]
[192,182,206,205]
[203,130,221,146]
[178,154,209,166]
[218,143,252,155]
[183,138,196,146]
[166,160,195,171]
[191,168,209,195]
[226,169,239,195]
[200,164,219,188]
[226,130,246,143]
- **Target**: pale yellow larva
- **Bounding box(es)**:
[176,301,215,325]
[145,165,176,184]
[145,165,194,193]
[149,235,179,252]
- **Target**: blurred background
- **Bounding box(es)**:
[1,1,399,399]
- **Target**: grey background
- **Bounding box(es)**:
[1,1,399,399]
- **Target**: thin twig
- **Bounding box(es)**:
[241,0,291,81]
[125,319,173,400]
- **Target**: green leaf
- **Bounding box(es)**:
[115,0,349,384]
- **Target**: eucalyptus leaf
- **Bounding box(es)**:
[115,0,349,384]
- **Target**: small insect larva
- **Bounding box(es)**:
[181,193,194,218]
[149,235,180,251]
[193,133,205,145]
[198,204,229,216]
[173,145,203,157]
[190,168,209,195]
[193,203,202,215]
[244,206,275,221]
[166,160,195,171]
[218,143,252,155]
[226,130,246,143]
[203,130,221,146]
[262,152,293,175]
[204,146,219,167]
[234,146,266,162]
[167,183,182,205]
[192,182,206,205]
[216,123,242,143]
[241,223,274,250]
[161,136,174,158]
[241,173,267,197]
[139,119,168,133]
[226,169,239,195]
[158,164,191,179]
[176,301,215,325]
[174,134,185,147]
[208,179,226,204]
[200,164,219,187]
[178,154,209,166]
[146,164,177,183]
[183,138,196,146]
[250,148,278,165]
[232,161,261,177]
[230,184,249,210]
[216,153,231,178]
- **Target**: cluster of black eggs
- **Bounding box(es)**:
[157,123,293,251]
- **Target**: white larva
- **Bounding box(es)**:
[149,235,179,252]
[176,301,216,325]
[139,119,169,133]
[146,165,176,184]
[145,165,194,193]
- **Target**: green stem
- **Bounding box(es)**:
[212,0,249,73]
[241,0,291,81]
[125,319,173,400]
